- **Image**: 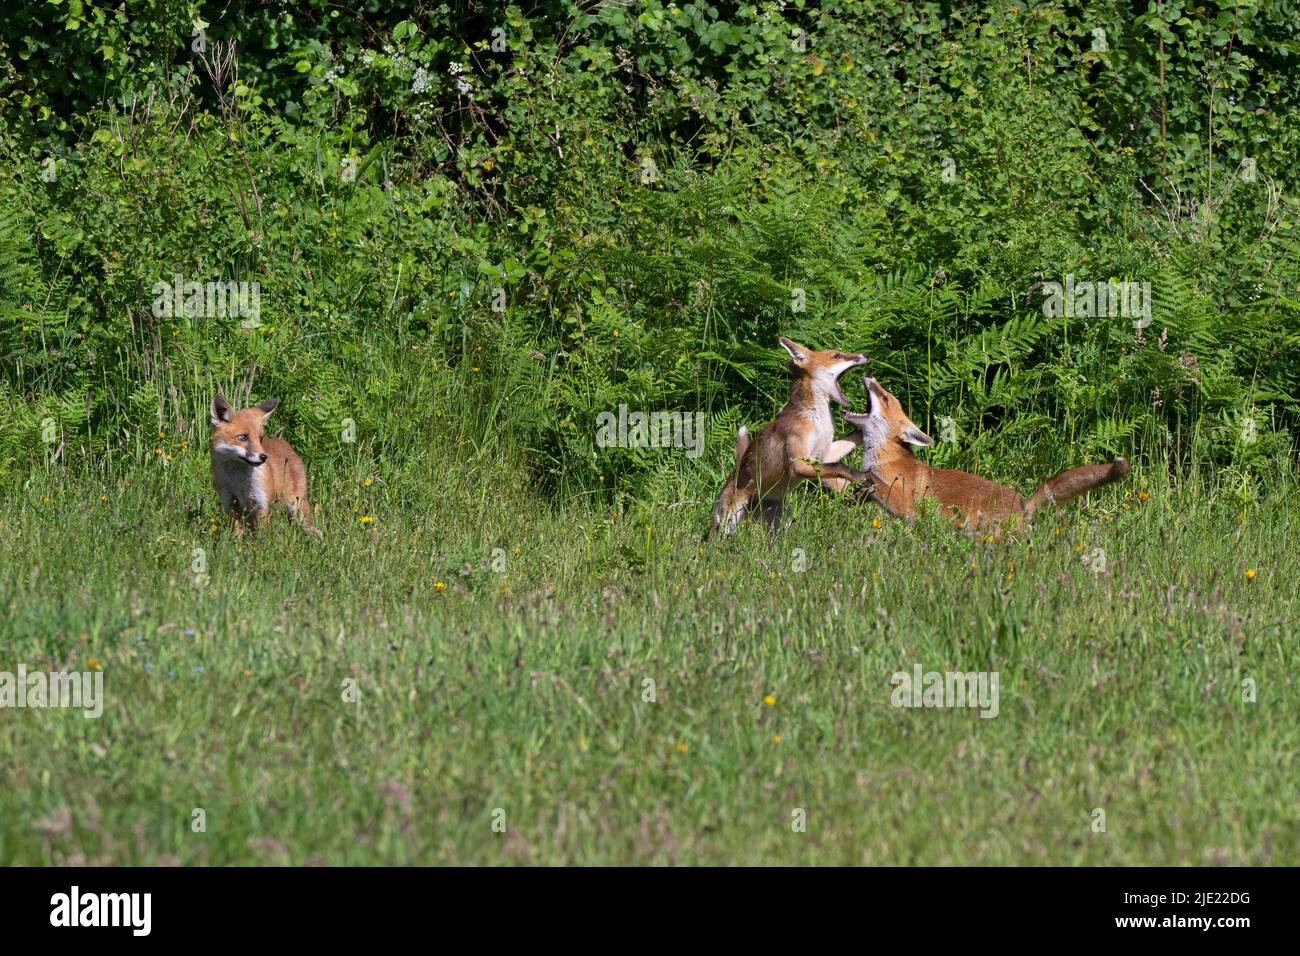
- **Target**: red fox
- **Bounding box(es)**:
[210,395,320,538]
[843,376,1128,532]
[706,337,870,537]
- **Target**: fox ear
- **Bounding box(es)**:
[902,424,934,447]
[257,398,279,417]
[778,336,808,362]
[211,395,232,425]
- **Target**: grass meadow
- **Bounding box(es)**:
[3,0,1299,872]
[2,444,1296,865]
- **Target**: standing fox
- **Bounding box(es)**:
[844,376,1129,532]
[210,394,320,538]
[706,337,870,538]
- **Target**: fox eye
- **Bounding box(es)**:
[237,434,248,441]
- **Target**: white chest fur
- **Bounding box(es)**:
[212,454,268,512]
[792,404,836,460]
[857,415,890,471]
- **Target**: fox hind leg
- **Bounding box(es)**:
[286,495,323,538]
[759,497,784,532]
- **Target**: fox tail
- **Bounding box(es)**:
[1024,457,1130,519]
[703,427,753,542]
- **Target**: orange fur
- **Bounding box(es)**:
[845,377,1128,533]
[707,337,869,538]
[210,395,319,538]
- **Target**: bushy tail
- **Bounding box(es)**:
[703,427,752,542]
[1024,457,1130,518]
[704,478,735,541]
[734,426,750,464]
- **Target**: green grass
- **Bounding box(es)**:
[1,454,1296,865]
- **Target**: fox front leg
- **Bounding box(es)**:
[871,474,918,522]
[231,501,268,537]
[790,457,869,486]
[818,439,863,492]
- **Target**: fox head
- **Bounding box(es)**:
[210,394,279,467]
[843,376,933,462]
[778,336,867,407]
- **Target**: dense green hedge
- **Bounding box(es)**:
[2,2,1297,501]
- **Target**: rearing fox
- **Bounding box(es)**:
[706,337,869,537]
[843,376,1129,532]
